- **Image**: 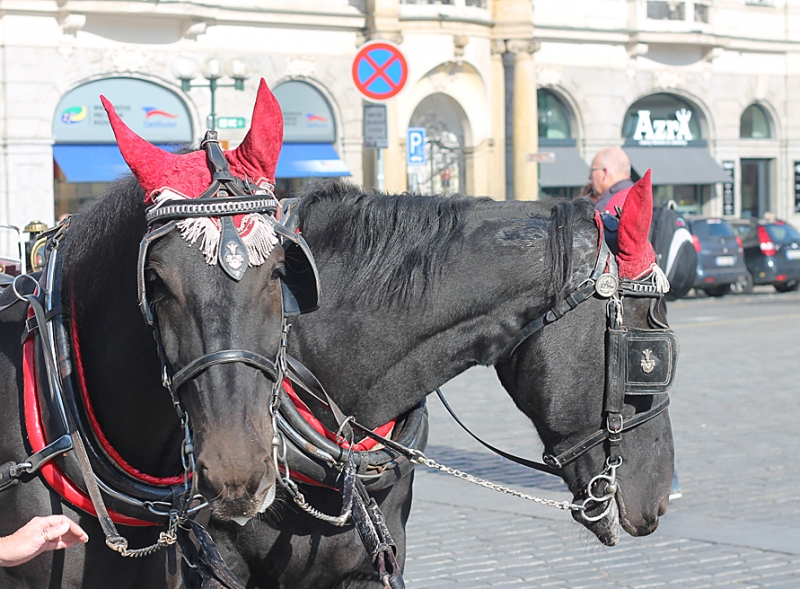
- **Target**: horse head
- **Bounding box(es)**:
[497,171,675,546]
[101,79,292,522]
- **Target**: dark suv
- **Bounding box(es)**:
[728,218,800,293]
[687,217,748,297]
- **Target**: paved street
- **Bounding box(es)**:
[404,288,800,588]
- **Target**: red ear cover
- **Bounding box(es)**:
[100,78,284,203]
[616,169,657,279]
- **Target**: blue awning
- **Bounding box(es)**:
[276,143,351,178]
[53,144,185,183]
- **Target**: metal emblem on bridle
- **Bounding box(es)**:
[640,349,656,373]
[595,273,618,298]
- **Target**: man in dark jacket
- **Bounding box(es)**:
[589,147,634,213]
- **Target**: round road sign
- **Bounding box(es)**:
[351,41,408,101]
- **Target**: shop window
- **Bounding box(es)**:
[537,89,572,140]
[694,3,709,23]
[623,93,703,144]
[647,1,685,20]
[740,104,772,139]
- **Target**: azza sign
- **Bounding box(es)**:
[352,42,408,101]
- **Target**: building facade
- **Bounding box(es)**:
[535,0,800,224]
[1,0,800,261]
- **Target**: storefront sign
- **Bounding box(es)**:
[632,109,693,146]
[274,81,336,143]
[794,162,800,213]
[363,104,388,149]
[723,161,735,216]
[53,77,193,143]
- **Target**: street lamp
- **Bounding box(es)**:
[171,56,249,130]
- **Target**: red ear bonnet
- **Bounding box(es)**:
[101,78,283,203]
[616,169,657,279]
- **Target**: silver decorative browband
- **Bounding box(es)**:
[146,197,279,224]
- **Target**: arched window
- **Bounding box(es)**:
[740,104,771,139]
[622,93,702,143]
[537,89,571,140]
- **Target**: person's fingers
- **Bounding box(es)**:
[39,515,89,549]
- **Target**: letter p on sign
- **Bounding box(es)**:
[407,127,426,165]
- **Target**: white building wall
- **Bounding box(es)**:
[534,0,800,223]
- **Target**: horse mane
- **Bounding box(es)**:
[61,174,147,317]
[294,181,594,308]
[548,198,594,304]
[294,180,489,307]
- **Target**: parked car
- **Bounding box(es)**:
[728,218,800,293]
[687,216,748,297]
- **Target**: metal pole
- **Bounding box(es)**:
[377,148,384,191]
[208,78,217,131]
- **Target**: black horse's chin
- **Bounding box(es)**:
[572,498,621,546]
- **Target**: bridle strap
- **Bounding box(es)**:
[497,239,613,363]
[435,389,560,475]
[171,349,278,391]
[543,396,670,469]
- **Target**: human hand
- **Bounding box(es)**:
[0,515,88,567]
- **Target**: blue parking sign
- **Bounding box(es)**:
[407,127,426,165]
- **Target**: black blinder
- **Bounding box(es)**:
[265,216,320,316]
[624,327,679,394]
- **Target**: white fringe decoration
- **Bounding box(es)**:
[151,189,278,267]
[648,263,671,294]
[239,213,279,267]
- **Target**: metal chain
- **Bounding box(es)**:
[409,452,585,512]
[106,512,182,558]
[270,322,354,528]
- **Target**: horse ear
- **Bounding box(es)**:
[617,169,657,279]
[100,95,183,201]
[227,78,284,186]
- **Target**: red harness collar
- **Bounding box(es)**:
[280,379,396,489]
[22,307,153,526]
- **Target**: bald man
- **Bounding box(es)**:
[588,147,634,213]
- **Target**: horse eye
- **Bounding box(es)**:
[271,264,286,281]
[145,267,164,287]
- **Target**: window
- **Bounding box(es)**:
[647,1,685,20]
[537,89,572,140]
[694,3,709,23]
[623,93,703,142]
[740,104,772,139]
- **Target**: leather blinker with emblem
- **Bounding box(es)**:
[624,327,679,394]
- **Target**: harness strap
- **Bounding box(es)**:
[171,349,278,391]
[497,239,613,363]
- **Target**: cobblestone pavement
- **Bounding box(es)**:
[404,288,800,588]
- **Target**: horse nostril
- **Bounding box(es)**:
[194,463,215,498]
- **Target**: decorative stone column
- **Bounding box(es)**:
[489,39,507,201]
[508,39,539,201]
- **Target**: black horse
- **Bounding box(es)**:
[207,175,677,588]
[0,81,308,588]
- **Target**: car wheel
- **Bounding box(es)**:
[703,284,731,297]
[774,280,799,293]
[731,271,754,294]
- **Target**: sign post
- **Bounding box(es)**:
[352,41,409,191]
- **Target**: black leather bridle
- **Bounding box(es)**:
[439,215,678,520]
